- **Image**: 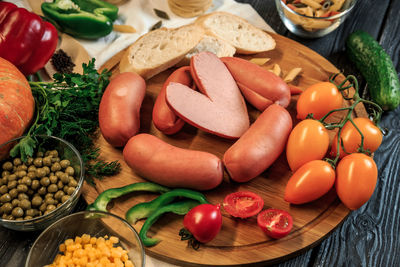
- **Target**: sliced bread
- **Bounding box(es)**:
[196,11,276,54]
[176,35,236,66]
[119,24,204,79]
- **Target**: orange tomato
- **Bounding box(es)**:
[330,117,383,158]
[336,153,378,210]
[296,82,343,120]
[284,160,336,204]
[286,119,330,171]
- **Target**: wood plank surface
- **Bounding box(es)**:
[82,33,367,266]
[243,1,400,266]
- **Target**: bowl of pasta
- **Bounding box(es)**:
[275,0,357,38]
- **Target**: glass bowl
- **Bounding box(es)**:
[275,0,357,38]
[0,135,84,231]
[25,211,145,267]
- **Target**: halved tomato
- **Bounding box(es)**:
[223,191,264,218]
[257,209,293,239]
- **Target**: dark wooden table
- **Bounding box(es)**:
[2,0,400,266]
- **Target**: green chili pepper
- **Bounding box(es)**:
[41,0,119,39]
[125,189,209,224]
[139,200,200,247]
[87,182,170,212]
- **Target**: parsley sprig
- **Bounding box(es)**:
[10,59,121,184]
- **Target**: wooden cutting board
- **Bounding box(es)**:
[82,33,367,266]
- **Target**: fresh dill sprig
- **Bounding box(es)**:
[10,59,121,184]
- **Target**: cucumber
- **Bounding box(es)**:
[346,30,400,110]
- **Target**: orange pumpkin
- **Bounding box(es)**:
[0,57,35,146]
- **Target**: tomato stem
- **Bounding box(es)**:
[321,74,384,165]
[179,228,200,250]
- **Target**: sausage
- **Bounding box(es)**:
[223,104,293,182]
[123,134,224,190]
[221,57,291,110]
[166,51,249,139]
[99,72,146,147]
[152,66,193,135]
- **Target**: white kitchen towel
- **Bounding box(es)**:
[14,0,274,69]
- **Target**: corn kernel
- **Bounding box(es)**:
[90,237,97,245]
[75,236,82,244]
[109,236,119,244]
[81,234,90,244]
[48,234,134,267]
[64,239,74,246]
[59,244,66,252]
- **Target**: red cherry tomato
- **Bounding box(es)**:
[257,209,293,239]
[223,191,264,218]
[330,118,383,158]
[284,160,336,204]
[336,153,378,210]
[286,119,330,171]
[297,82,343,120]
[183,204,222,243]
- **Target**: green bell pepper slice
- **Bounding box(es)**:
[87,182,171,212]
[125,188,209,225]
[41,0,119,39]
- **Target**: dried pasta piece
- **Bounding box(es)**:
[113,25,137,33]
[284,67,302,83]
[330,0,345,12]
[304,19,332,29]
[300,0,322,9]
[249,58,270,66]
[272,64,282,77]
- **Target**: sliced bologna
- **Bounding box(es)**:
[166,51,249,139]
[152,66,193,135]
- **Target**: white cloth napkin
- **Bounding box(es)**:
[15,0,274,69]
[12,1,274,266]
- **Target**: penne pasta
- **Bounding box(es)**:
[300,0,322,9]
[330,0,345,12]
[249,58,271,66]
[304,19,332,29]
[282,0,346,32]
[284,67,302,83]
[272,64,282,77]
[113,25,137,33]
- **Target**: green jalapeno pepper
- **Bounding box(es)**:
[139,200,200,247]
[125,188,209,224]
[87,182,170,212]
[41,0,119,39]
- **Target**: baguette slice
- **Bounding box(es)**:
[176,35,236,66]
[196,11,276,54]
[120,24,204,79]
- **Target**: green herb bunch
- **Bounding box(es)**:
[11,59,121,184]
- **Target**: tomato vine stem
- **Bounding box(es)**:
[319,74,383,166]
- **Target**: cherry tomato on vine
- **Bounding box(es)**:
[223,191,264,218]
[336,153,378,210]
[297,82,343,120]
[257,209,293,239]
[183,204,222,243]
[286,119,330,171]
[284,160,336,204]
[330,117,383,158]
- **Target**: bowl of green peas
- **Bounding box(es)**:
[0,135,84,231]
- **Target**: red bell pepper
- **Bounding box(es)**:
[0,2,58,76]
